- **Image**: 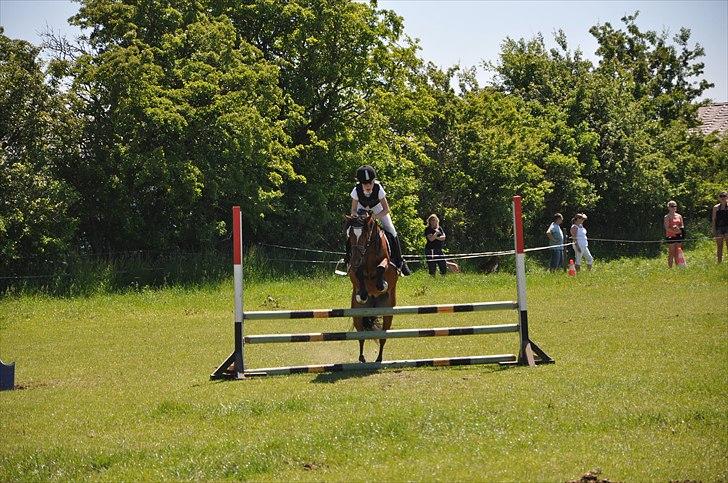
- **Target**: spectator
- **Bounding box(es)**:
[664,200,684,268]
[424,214,447,276]
[570,213,593,271]
[545,213,565,272]
[711,191,728,263]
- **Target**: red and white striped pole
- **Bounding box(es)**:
[210,206,246,379]
[512,195,535,366]
[231,206,245,377]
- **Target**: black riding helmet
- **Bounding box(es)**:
[356,165,376,183]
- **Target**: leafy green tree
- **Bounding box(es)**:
[66,1,299,252]
[0,29,78,276]
[488,15,717,246]
[5,0,722,287]
[63,0,434,256]
[419,67,561,253]
[218,0,432,250]
[590,12,713,124]
[585,13,715,239]
[487,33,601,230]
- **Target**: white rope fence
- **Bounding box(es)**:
[4,235,713,280]
[256,236,709,266]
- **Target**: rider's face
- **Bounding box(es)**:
[362,180,373,194]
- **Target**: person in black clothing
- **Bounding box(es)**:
[712,190,728,263]
[424,214,447,276]
[345,165,411,276]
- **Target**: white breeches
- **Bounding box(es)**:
[574,241,594,266]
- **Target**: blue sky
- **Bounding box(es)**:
[1,0,726,101]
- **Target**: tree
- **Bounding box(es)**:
[219,0,433,250]
[487,17,717,246]
[0,29,78,276]
[585,13,715,239]
[589,11,712,125]
[65,1,299,252]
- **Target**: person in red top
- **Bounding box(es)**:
[663,200,684,268]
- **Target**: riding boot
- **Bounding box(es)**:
[387,234,411,276]
[343,237,351,266]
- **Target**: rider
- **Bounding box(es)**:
[345,165,411,276]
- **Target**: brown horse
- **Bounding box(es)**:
[345,211,399,363]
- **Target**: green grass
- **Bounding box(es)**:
[1,243,726,481]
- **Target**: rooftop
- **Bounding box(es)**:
[696,102,728,136]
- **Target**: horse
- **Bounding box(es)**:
[345,211,399,363]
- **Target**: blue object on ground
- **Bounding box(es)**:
[0,360,15,390]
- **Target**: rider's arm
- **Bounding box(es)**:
[374,197,390,221]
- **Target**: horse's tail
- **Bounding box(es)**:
[362,316,382,331]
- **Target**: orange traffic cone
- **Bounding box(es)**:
[676,246,687,268]
[567,259,576,276]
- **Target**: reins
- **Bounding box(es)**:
[351,216,379,270]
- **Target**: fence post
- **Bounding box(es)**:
[513,195,554,366]
[210,206,245,379]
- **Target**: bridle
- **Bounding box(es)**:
[350,214,378,270]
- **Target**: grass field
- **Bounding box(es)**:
[1,243,727,481]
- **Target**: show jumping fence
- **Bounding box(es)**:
[211,195,553,379]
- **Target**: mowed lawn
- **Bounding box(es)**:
[1,245,726,481]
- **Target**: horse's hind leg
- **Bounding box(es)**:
[376,315,393,362]
[358,339,366,363]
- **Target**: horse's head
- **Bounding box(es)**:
[345,210,381,268]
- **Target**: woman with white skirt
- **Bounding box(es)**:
[570,213,593,271]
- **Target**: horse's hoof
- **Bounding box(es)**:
[359,356,366,363]
[379,280,388,292]
[356,294,368,304]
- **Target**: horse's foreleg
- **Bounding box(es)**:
[355,268,368,304]
[376,315,393,362]
[358,339,366,363]
[375,264,388,292]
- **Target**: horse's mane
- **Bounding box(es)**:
[346,212,389,265]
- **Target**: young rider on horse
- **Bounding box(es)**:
[345,165,411,276]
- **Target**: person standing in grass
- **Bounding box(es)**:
[570,213,593,271]
[424,214,447,276]
[546,213,565,272]
[664,200,685,268]
[711,191,728,263]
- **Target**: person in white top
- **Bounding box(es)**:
[570,213,593,271]
[346,165,411,276]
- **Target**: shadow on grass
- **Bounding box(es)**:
[310,363,509,383]
[311,368,382,383]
